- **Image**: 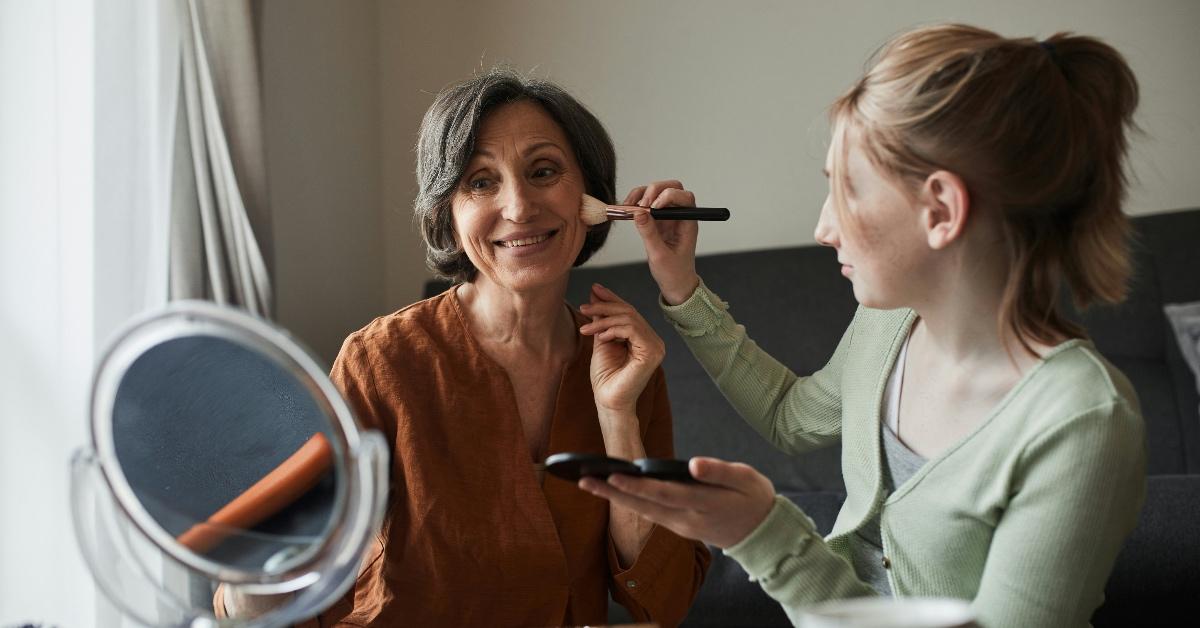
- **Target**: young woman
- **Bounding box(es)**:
[580,23,1144,627]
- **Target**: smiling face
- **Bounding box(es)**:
[814,123,933,309]
[450,100,588,294]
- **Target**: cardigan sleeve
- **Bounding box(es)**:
[608,368,712,627]
[970,399,1145,627]
[723,494,877,624]
[660,280,851,454]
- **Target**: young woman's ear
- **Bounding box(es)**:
[920,170,970,250]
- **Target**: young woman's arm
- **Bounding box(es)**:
[660,281,854,454]
[626,180,849,454]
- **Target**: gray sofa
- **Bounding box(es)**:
[425,208,1200,626]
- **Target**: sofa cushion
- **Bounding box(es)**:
[1092,474,1200,626]
[1108,356,1189,474]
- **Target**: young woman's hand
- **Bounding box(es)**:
[623,181,701,305]
[579,283,665,416]
[578,456,777,549]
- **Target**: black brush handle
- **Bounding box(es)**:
[649,207,730,221]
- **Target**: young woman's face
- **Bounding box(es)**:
[450,100,588,293]
[814,128,932,309]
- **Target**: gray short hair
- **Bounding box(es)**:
[415,68,616,283]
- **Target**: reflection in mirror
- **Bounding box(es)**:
[111,335,340,573]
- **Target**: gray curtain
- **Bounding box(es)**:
[171,0,273,318]
[167,0,273,610]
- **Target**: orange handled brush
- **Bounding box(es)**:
[176,432,335,554]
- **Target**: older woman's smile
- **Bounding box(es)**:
[495,228,559,250]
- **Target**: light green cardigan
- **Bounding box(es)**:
[661,282,1146,628]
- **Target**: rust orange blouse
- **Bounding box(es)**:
[312,287,710,626]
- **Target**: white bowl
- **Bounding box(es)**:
[798,596,975,628]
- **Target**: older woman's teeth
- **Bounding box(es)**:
[501,234,550,248]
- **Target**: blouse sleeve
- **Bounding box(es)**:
[607,367,713,627]
[305,333,395,627]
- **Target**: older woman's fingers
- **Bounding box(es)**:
[597,324,651,346]
[638,180,684,207]
[590,282,631,302]
[589,314,654,337]
[578,314,632,336]
[650,187,697,209]
[578,310,632,332]
[580,309,661,342]
[594,320,661,350]
[579,300,636,318]
[623,186,647,206]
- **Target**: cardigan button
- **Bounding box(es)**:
[626,579,638,588]
[882,556,892,570]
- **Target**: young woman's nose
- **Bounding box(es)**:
[499,178,538,223]
[813,195,840,249]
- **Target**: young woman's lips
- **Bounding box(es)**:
[840,264,853,277]
[494,229,558,257]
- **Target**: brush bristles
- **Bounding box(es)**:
[579,194,610,226]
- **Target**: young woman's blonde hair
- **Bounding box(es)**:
[828,23,1139,356]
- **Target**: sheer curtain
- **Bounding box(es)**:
[172,0,274,318]
[1,0,272,624]
[0,0,169,624]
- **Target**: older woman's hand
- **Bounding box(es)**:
[579,283,665,416]
[625,180,701,306]
[579,456,777,549]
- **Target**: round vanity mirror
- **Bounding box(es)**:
[72,302,388,627]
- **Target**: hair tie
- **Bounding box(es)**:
[1039,40,1060,65]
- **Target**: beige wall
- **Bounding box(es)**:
[265,0,1200,362]
[262,0,384,363]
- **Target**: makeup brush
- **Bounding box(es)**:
[579,193,730,226]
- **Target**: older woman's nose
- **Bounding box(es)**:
[500,179,539,223]
[813,196,840,248]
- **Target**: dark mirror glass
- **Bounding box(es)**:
[109,334,341,572]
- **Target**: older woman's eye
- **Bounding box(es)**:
[466,177,494,191]
[531,166,557,179]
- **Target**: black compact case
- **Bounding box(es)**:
[544,452,697,483]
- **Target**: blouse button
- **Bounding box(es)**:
[882,556,892,570]
[626,579,638,588]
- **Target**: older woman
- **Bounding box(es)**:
[222,68,710,626]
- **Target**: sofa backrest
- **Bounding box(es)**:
[424,208,1200,489]
[1064,209,1200,474]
